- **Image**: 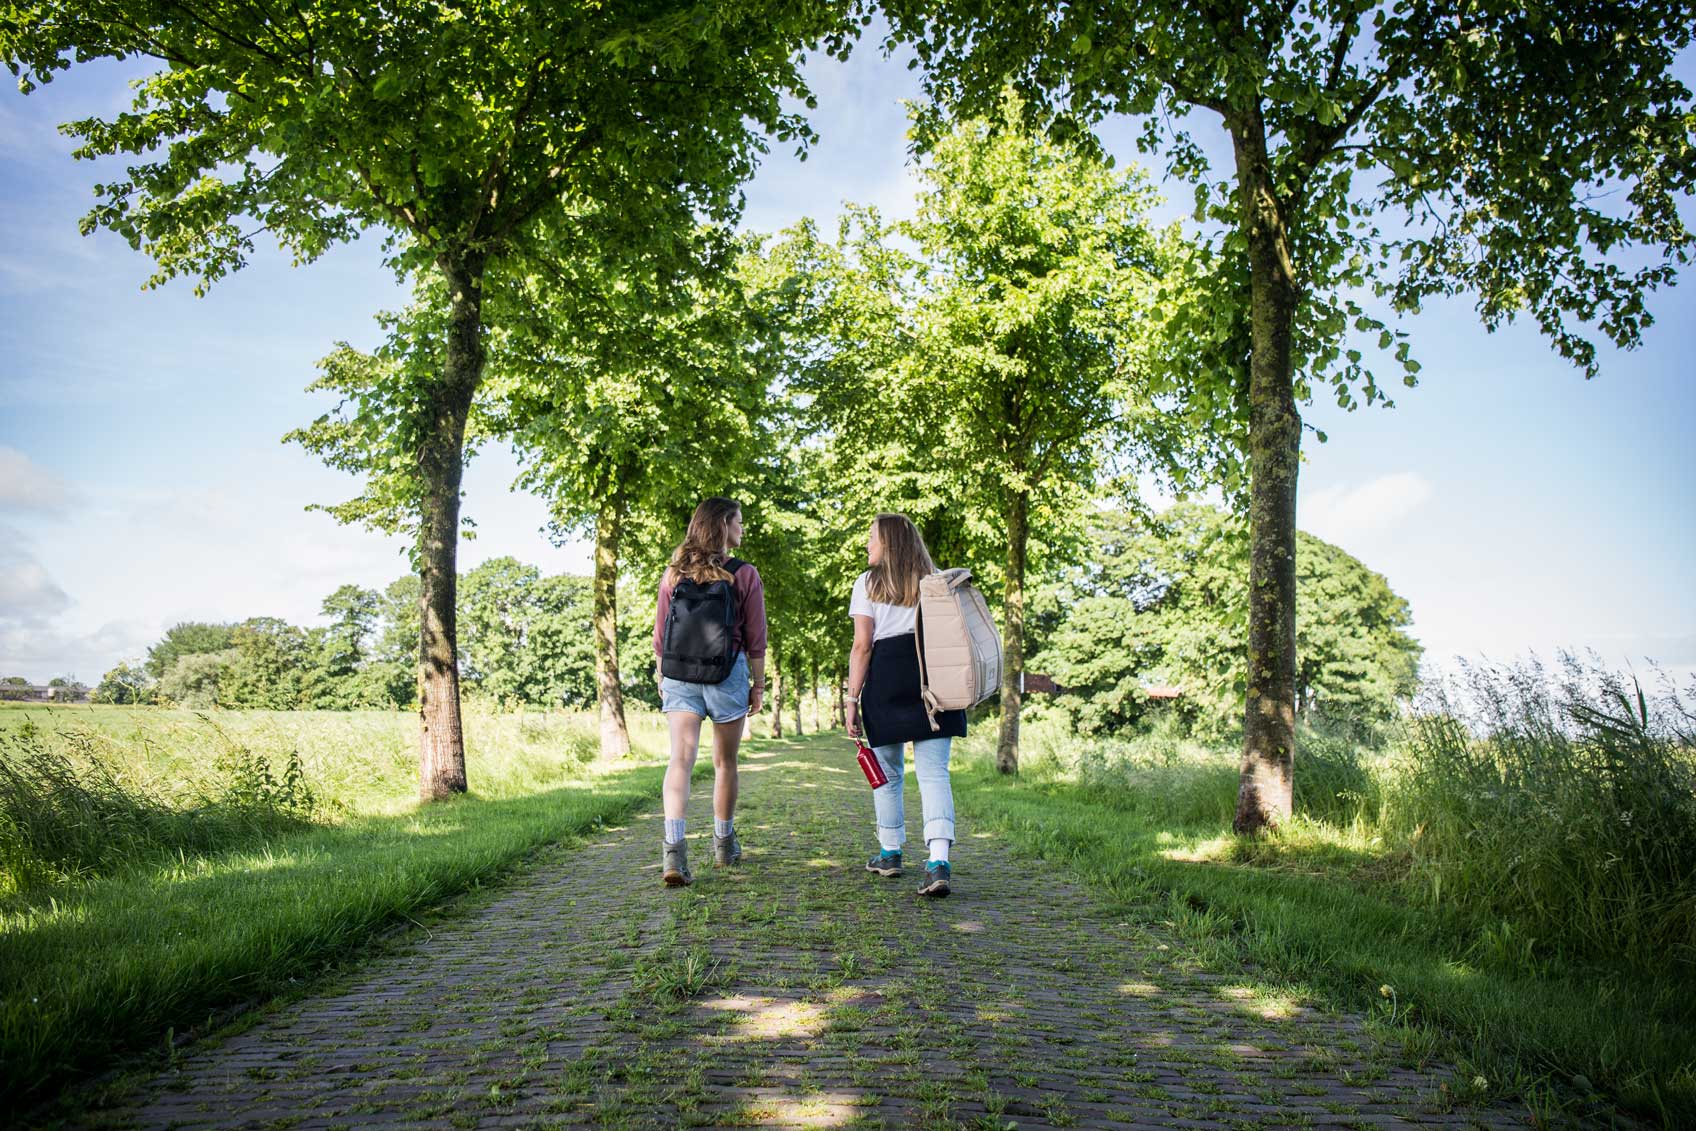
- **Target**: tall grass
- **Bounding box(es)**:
[1389,655,1696,972]
[0,721,315,893]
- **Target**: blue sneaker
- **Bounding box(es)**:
[917,860,951,898]
[866,849,903,877]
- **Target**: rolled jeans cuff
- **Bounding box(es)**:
[922,818,954,844]
[877,822,905,851]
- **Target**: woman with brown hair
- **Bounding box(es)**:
[845,513,967,898]
[653,496,767,886]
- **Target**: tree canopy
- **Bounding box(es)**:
[881,0,1694,827]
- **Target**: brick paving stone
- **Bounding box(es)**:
[66,736,1540,1130]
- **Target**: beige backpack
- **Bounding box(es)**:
[914,568,1003,730]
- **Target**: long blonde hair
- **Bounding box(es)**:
[866,513,936,607]
[668,497,741,585]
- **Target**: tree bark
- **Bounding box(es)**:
[417,250,487,801]
[1228,101,1300,833]
[793,657,803,736]
[594,487,631,758]
[810,658,820,735]
[996,489,1029,774]
[770,648,784,739]
[832,665,845,729]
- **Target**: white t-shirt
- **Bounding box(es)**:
[849,570,917,640]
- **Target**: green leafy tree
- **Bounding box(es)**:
[457,558,598,709]
[1038,504,1419,737]
[218,617,311,709]
[318,584,379,677]
[884,0,1694,827]
[93,662,155,705]
[785,101,1189,769]
[482,221,771,753]
[144,622,236,679]
[158,650,237,708]
[8,0,855,799]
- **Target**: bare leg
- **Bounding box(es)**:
[664,711,704,823]
[712,717,744,822]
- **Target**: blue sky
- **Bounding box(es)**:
[1,38,1691,690]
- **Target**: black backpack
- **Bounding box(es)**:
[660,558,747,684]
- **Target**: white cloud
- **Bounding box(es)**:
[0,555,70,624]
[1301,472,1433,547]
[0,446,73,512]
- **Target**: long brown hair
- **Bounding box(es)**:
[668,497,742,585]
[866,512,936,607]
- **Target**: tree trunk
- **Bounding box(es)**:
[417,250,487,801]
[832,665,845,729]
[996,489,1029,774]
[594,487,631,758]
[770,649,784,739]
[793,656,803,736]
[1228,102,1300,833]
[810,658,820,734]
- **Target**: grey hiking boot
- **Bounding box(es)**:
[866,849,903,877]
[662,840,692,887]
[713,831,742,866]
[917,860,951,898]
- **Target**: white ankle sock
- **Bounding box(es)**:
[665,817,686,844]
[928,838,951,864]
[714,817,734,838]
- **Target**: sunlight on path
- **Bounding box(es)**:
[73,736,1527,1130]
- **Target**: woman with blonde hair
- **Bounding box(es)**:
[653,496,766,886]
[845,513,967,897]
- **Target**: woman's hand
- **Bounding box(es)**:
[749,683,764,715]
[846,701,860,739]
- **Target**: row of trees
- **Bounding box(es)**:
[83,503,1421,758]
[11,1,1688,829]
[91,563,627,712]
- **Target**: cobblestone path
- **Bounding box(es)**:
[77,736,1527,1130]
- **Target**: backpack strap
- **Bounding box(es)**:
[913,585,942,732]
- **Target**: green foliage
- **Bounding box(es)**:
[887,0,1694,395]
[779,98,1195,579]
[3,0,849,291]
[1036,504,1419,738]
[91,662,154,706]
[457,558,597,709]
[156,649,237,709]
[144,621,235,679]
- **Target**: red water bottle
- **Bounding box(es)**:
[855,738,889,789]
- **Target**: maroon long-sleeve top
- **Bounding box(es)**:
[653,562,768,660]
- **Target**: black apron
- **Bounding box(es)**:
[861,632,968,749]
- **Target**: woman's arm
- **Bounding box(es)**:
[652,568,672,686]
[845,614,874,738]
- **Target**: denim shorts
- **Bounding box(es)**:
[660,653,750,724]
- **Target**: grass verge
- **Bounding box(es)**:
[950,754,1695,1126]
[1,756,668,1120]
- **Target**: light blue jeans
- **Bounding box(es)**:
[871,736,955,851]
